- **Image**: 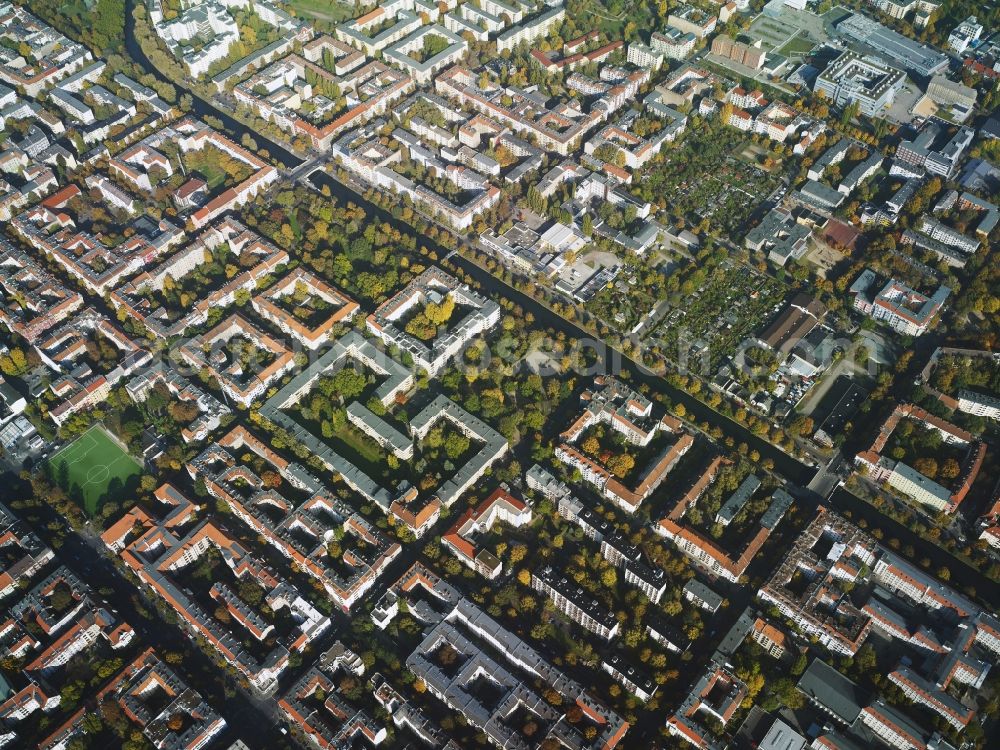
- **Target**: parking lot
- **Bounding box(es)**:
[883,80,937,124]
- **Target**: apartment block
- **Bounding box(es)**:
[684,579,723,613]
[337,3,422,55]
[12,203,184,296]
[627,42,664,69]
[667,5,717,38]
[175,120,279,227]
[259,332,413,509]
[532,566,620,640]
[233,52,413,150]
[758,507,877,655]
[657,468,793,583]
[178,314,294,408]
[366,267,500,376]
[188,427,402,611]
[0,239,82,343]
[956,390,1000,419]
[102,485,331,695]
[557,375,690,513]
[36,308,152,426]
[896,122,974,178]
[854,403,985,512]
[112,218,288,340]
[711,34,765,70]
[849,270,950,336]
[0,503,52,600]
[667,664,747,749]
[435,66,603,156]
[496,5,565,52]
[602,653,657,701]
[763,502,1000,738]
[0,3,92,95]
[251,268,359,349]
[385,563,629,746]
[860,700,958,750]
[750,617,789,659]
[95,648,226,750]
[383,25,467,83]
[441,487,532,579]
[887,667,975,730]
[279,660,386,748]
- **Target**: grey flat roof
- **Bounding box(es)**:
[797,659,865,724]
[717,474,761,524]
[684,578,723,609]
[760,718,807,750]
[796,180,845,210]
[761,488,794,529]
[836,13,947,75]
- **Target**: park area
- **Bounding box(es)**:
[647,260,787,373]
[47,425,142,516]
[634,124,783,236]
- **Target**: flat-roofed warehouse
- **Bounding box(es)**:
[836,13,948,77]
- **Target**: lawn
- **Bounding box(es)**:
[776,33,816,58]
[336,422,389,472]
[190,160,229,190]
[183,144,252,189]
[409,33,455,63]
[48,425,142,516]
[281,0,355,22]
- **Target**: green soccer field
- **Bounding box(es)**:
[48,425,142,516]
